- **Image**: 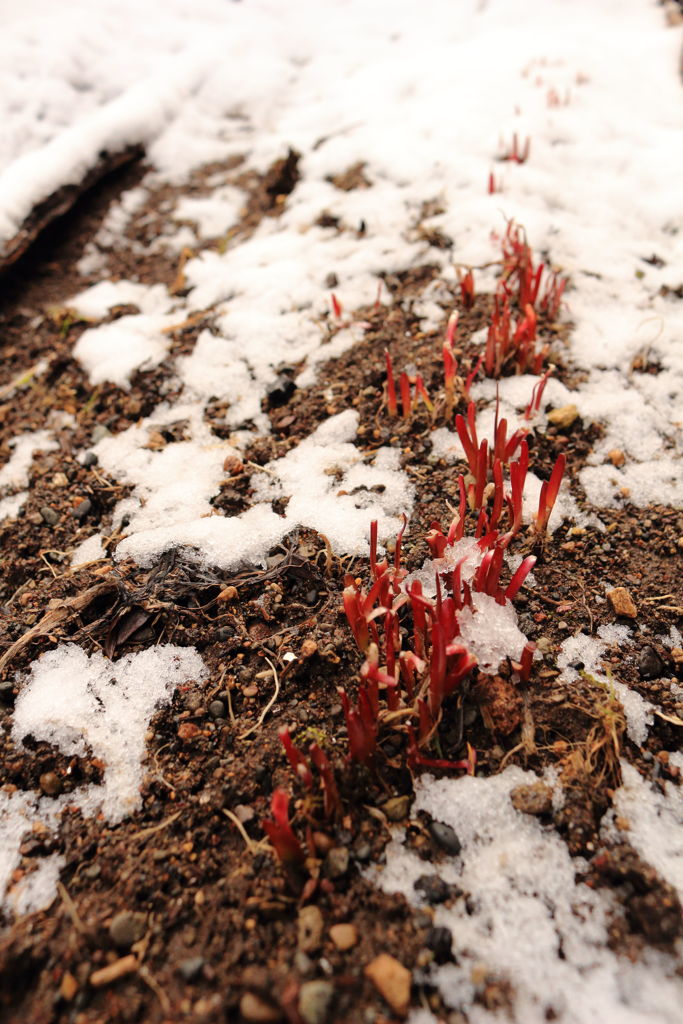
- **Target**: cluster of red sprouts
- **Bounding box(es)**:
[265,225,569,874]
[383,222,567,425]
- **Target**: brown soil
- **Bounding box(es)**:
[0,151,682,1024]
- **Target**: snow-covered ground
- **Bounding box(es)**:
[1,0,682,1020]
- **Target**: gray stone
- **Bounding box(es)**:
[91,425,111,444]
[638,646,664,681]
[39,506,60,525]
[73,498,93,519]
[179,957,205,981]
[323,847,349,879]
[428,820,461,855]
[414,874,451,905]
[109,910,147,949]
[299,981,334,1024]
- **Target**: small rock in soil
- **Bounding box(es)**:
[294,951,313,975]
[39,506,59,525]
[425,925,454,964]
[510,782,553,817]
[239,992,283,1023]
[414,874,452,905]
[353,841,372,862]
[266,374,296,408]
[298,980,335,1024]
[73,497,93,519]
[323,847,349,879]
[39,771,62,796]
[364,953,411,1018]
[59,971,79,1001]
[82,451,98,467]
[606,586,638,618]
[297,904,324,953]
[329,923,358,950]
[91,425,111,443]
[638,646,664,680]
[209,700,226,718]
[428,820,461,855]
[547,404,579,429]
[382,795,412,821]
[109,910,147,950]
[178,956,205,982]
[0,681,15,705]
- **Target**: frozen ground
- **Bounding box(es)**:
[1,0,682,1020]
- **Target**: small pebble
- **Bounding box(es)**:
[39,771,62,797]
[381,795,411,822]
[0,681,15,705]
[109,910,147,950]
[294,951,313,975]
[424,925,453,964]
[606,586,638,619]
[364,954,411,1017]
[39,506,59,526]
[209,700,226,718]
[414,874,451,905]
[179,956,205,982]
[60,971,79,1001]
[324,847,349,879]
[266,375,296,408]
[82,451,98,468]
[298,980,335,1024]
[329,923,357,950]
[510,782,553,817]
[73,498,93,520]
[239,992,283,1023]
[638,646,664,681]
[428,820,461,856]
[547,404,579,429]
[298,905,324,953]
[353,842,372,863]
[91,425,111,444]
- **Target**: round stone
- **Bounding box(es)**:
[298,981,334,1024]
[427,820,462,855]
[109,910,147,950]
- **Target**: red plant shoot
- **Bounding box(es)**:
[459,268,475,310]
[279,727,313,790]
[385,349,398,416]
[534,452,566,535]
[500,133,531,164]
[262,790,305,868]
